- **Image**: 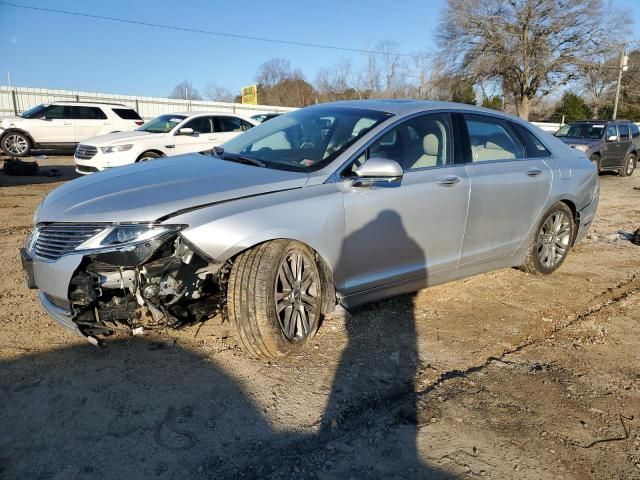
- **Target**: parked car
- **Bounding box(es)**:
[0,102,143,157]
[251,112,281,123]
[554,119,639,176]
[74,112,257,174]
[21,100,599,357]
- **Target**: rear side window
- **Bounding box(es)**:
[631,124,640,138]
[112,108,143,120]
[464,114,525,162]
[73,106,107,120]
[510,122,551,158]
[618,124,630,140]
[215,116,252,132]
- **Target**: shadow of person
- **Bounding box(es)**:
[316,209,446,478]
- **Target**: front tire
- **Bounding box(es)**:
[228,240,324,358]
[589,153,601,173]
[520,202,575,275]
[1,132,31,157]
[620,154,636,177]
[136,151,161,162]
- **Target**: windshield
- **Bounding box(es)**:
[555,123,605,139]
[219,106,392,172]
[20,104,49,119]
[137,114,186,133]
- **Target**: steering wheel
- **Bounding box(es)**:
[299,141,315,149]
[257,147,272,153]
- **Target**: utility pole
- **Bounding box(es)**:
[613,47,629,120]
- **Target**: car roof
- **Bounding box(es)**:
[167,111,249,117]
[304,99,527,122]
[51,101,128,107]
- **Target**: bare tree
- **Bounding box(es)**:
[315,58,360,101]
[169,80,202,101]
[204,82,235,103]
[438,0,612,119]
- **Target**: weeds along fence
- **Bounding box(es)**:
[0,86,296,120]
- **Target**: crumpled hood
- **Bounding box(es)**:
[38,154,308,223]
[80,130,161,146]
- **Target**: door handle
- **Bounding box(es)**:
[435,175,462,186]
[63,122,72,126]
[526,168,542,177]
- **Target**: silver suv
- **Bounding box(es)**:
[0,101,143,157]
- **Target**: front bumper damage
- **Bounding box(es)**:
[22,231,228,345]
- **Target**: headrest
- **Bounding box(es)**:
[423,133,439,156]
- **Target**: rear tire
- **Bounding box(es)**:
[137,151,161,162]
[589,153,601,173]
[1,132,31,157]
[228,240,324,358]
[519,202,575,275]
[620,154,636,177]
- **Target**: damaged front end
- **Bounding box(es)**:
[31,223,228,343]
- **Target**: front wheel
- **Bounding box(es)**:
[228,240,324,358]
[519,202,575,275]
[137,151,161,162]
[589,153,601,173]
[1,132,31,157]
[620,154,636,177]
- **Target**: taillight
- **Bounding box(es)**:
[135,120,144,126]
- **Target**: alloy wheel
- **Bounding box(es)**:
[626,157,635,175]
[537,211,571,268]
[275,249,320,342]
[3,134,29,155]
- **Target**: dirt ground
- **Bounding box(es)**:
[1,155,639,480]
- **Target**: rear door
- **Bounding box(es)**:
[212,116,253,145]
[31,105,75,144]
[616,123,631,167]
[459,113,552,265]
[74,106,110,142]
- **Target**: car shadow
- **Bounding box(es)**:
[0,212,453,478]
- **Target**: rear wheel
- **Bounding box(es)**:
[620,154,636,177]
[519,202,575,275]
[228,240,324,358]
[1,132,31,157]
[137,151,161,162]
[589,153,601,173]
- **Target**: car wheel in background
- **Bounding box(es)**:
[589,153,601,173]
[1,132,31,157]
[137,151,161,162]
[519,202,575,275]
[620,154,636,177]
[228,240,324,358]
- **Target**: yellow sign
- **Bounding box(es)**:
[241,84,258,105]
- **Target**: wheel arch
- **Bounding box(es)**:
[558,198,579,246]
[1,127,35,145]
[135,149,165,161]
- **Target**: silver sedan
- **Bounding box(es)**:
[21,100,599,357]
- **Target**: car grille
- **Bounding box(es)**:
[76,165,99,173]
[33,224,104,261]
[75,144,98,160]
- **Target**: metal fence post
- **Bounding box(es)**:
[11,89,18,115]
[135,98,139,112]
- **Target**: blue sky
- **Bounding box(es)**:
[1,0,639,98]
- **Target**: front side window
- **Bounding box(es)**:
[73,106,107,120]
[137,114,186,133]
[465,114,524,162]
[182,116,213,134]
[219,107,392,172]
[618,124,630,140]
[343,113,452,176]
[42,105,71,120]
[606,125,618,140]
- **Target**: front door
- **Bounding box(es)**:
[338,113,469,295]
[30,105,76,144]
[615,123,631,168]
[459,114,553,265]
[171,116,215,155]
[601,124,619,167]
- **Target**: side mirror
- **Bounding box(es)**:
[177,127,195,136]
[606,134,618,142]
[353,157,403,187]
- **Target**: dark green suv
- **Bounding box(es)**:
[555,120,638,176]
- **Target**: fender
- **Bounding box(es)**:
[0,127,35,146]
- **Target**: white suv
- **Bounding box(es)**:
[74,112,257,174]
[0,101,143,157]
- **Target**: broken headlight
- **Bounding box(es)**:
[76,224,186,251]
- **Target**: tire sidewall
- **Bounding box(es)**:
[623,155,636,176]
[137,151,160,162]
[529,203,575,275]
